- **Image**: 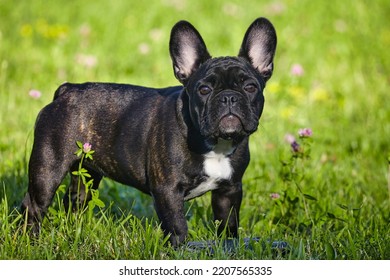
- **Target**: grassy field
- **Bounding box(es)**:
[0,0,389,259]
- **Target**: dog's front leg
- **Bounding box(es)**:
[152,188,188,247]
[211,183,243,239]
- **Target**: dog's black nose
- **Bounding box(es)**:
[220,93,239,106]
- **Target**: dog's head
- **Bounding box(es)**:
[170,18,277,143]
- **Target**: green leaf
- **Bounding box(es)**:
[75,150,83,157]
[327,212,336,219]
[303,193,317,201]
[85,179,94,188]
[337,204,349,210]
[76,141,83,148]
[326,212,346,222]
[85,153,94,160]
[57,184,67,194]
[48,207,57,216]
[325,242,336,259]
[90,189,98,197]
[94,198,105,208]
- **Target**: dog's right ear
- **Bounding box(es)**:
[169,21,211,84]
[238,17,277,82]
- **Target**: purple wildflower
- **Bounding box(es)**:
[285,133,296,144]
[138,43,150,55]
[76,54,97,68]
[291,141,300,153]
[291,63,304,76]
[83,142,92,153]
[285,133,301,153]
[270,193,281,199]
[29,89,41,99]
[298,128,313,138]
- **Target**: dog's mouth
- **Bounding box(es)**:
[199,110,259,142]
[217,114,245,140]
[219,114,242,133]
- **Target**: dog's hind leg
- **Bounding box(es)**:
[63,162,103,211]
[21,144,73,233]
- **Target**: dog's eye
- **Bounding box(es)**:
[244,84,257,93]
[199,85,212,95]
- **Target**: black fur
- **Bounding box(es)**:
[22,18,277,246]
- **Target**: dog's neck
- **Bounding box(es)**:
[211,138,235,156]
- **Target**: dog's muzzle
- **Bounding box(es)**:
[218,92,243,131]
[214,91,252,140]
[218,114,244,139]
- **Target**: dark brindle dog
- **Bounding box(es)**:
[22,18,277,246]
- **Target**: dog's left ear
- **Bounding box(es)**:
[239,17,277,82]
[170,21,211,84]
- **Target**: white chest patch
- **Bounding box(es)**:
[184,140,234,201]
[203,151,233,179]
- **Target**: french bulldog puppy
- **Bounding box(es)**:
[22,18,277,246]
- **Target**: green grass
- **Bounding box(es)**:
[0,0,389,259]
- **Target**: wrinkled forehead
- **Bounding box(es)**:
[199,57,265,87]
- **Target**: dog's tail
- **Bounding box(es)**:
[53,82,71,100]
